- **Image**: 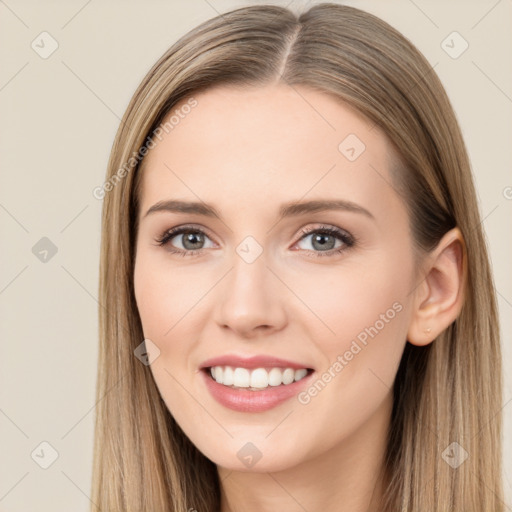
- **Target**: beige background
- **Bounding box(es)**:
[0,0,510,510]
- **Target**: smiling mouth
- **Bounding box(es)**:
[204,366,314,391]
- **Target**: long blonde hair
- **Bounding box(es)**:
[91,3,503,511]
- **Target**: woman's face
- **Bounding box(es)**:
[134,84,419,472]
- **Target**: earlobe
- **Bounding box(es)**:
[407,227,466,346]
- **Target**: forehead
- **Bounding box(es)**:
[138,84,401,221]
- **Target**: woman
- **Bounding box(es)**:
[91,3,504,511]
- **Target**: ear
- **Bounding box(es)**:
[407,227,466,346]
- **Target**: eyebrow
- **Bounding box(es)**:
[143,198,374,221]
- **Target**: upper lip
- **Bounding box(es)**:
[200,354,314,371]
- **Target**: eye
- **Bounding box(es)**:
[294,224,355,258]
[154,225,215,257]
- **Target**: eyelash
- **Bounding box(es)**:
[154,224,356,259]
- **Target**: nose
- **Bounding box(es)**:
[214,248,287,339]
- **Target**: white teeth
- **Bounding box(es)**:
[214,367,223,384]
[268,367,282,386]
[282,368,295,385]
[223,366,234,386]
[208,365,310,389]
[250,368,268,388]
[294,368,308,381]
[233,368,250,387]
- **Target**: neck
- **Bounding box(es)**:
[217,391,393,512]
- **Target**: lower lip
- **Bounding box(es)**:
[201,369,314,413]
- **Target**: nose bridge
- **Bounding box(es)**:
[215,234,287,335]
[232,238,269,299]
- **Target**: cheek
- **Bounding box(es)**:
[291,255,412,380]
[133,258,199,415]
[134,261,166,339]
[134,255,202,341]
[289,261,410,449]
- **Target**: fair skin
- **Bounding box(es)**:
[133,84,465,512]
